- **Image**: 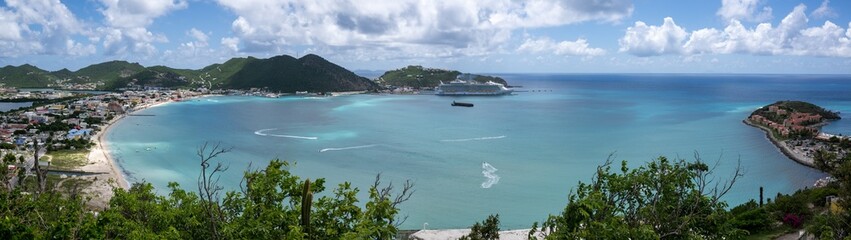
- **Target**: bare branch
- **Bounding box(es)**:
[372,173,415,228]
[195,142,232,240]
[238,162,255,195]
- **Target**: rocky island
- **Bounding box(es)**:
[744,101,848,168]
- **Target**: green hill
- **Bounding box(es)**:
[50,68,75,79]
[0,64,57,88]
[378,65,508,88]
[196,57,256,89]
[225,54,379,92]
[74,61,146,85]
[104,69,191,90]
[0,54,378,92]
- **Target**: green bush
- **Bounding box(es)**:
[460,214,500,240]
[0,158,413,239]
[769,192,812,222]
[730,208,772,232]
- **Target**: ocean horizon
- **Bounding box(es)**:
[105,73,848,230]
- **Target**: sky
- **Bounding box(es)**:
[1,0,851,74]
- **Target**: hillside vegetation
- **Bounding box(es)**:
[0,64,56,88]
[0,54,378,93]
[226,54,379,92]
[751,101,842,122]
[2,152,849,238]
[378,65,507,88]
[72,61,146,84]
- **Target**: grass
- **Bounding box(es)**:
[20,174,93,196]
[44,149,90,170]
[54,176,93,195]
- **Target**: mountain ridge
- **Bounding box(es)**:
[0,54,379,93]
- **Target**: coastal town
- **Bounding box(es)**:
[0,87,210,208]
[0,86,381,208]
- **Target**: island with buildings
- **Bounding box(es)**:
[745,101,848,169]
[375,65,509,94]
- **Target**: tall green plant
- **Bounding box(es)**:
[301,179,313,236]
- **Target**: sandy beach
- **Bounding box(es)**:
[79,99,177,209]
[80,114,128,209]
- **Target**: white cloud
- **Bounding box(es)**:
[188,28,209,44]
[683,28,724,54]
[618,17,688,56]
[518,37,605,57]
[167,28,220,67]
[215,0,633,58]
[717,0,773,22]
[99,26,168,56]
[221,37,240,53]
[178,28,213,57]
[811,0,837,19]
[0,0,95,57]
[485,0,634,28]
[789,21,851,57]
[625,4,851,58]
[65,39,98,56]
[99,0,187,28]
[0,9,23,41]
[97,0,188,56]
[702,4,827,56]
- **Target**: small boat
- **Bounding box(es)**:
[451,101,474,107]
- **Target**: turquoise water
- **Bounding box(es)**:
[106,74,849,230]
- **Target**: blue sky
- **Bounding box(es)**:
[1,0,850,74]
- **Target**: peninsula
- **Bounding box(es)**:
[744,101,846,168]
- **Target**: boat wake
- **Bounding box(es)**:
[481,162,500,189]
[319,144,379,152]
[254,128,318,140]
[441,135,506,142]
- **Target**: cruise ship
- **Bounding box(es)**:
[435,79,513,96]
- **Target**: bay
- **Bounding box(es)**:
[0,102,33,112]
[106,74,848,230]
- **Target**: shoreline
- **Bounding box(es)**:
[98,115,129,189]
[742,119,816,168]
[80,96,187,209]
[80,113,128,209]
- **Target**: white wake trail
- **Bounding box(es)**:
[441,135,506,142]
[254,128,318,140]
[481,162,500,189]
[319,144,379,152]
